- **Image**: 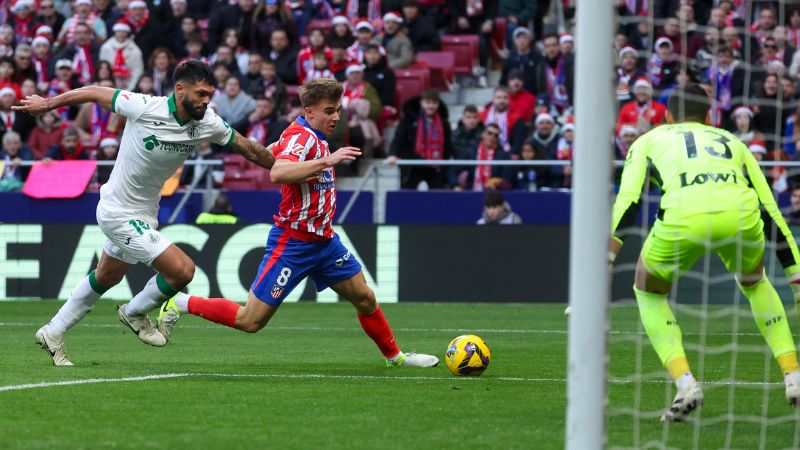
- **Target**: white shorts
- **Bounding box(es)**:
[96,204,171,266]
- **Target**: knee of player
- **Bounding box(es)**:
[173,261,196,287]
[355,288,377,313]
[94,269,125,288]
[239,319,267,333]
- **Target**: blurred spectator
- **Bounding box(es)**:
[172,19,205,61]
[555,120,574,188]
[243,53,265,96]
[402,0,439,52]
[267,28,299,85]
[95,0,124,37]
[480,86,522,152]
[749,141,767,161]
[43,127,87,161]
[380,11,413,70]
[214,76,256,133]
[535,34,574,112]
[124,1,162,60]
[514,140,540,191]
[48,59,79,120]
[211,44,243,78]
[208,0,258,51]
[196,192,239,224]
[363,44,396,109]
[0,130,33,191]
[388,90,452,189]
[135,73,156,95]
[348,20,384,64]
[751,5,776,44]
[99,22,144,91]
[9,1,40,44]
[58,0,107,46]
[0,87,34,140]
[148,47,175,96]
[500,26,538,94]
[471,123,514,191]
[95,59,116,85]
[518,112,559,186]
[220,28,250,75]
[720,26,743,61]
[616,78,666,136]
[95,136,119,185]
[73,80,124,149]
[13,44,36,85]
[476,191,522,225]
[37,1,65,39]
[614,124,638,160]
[707,46,747,129]
[27,110,63,159]
[731,106,763,148]
[784,185,800,225]
[298,28,331,85]
[648,37,679,90]
[341,63,382,156]
[754,72,793,150]
[0,25,14,57]
[329,40,352,81]
[449,104,483,185]
[449,0,496,83]
[31,36,51,92]
[19,78,35,98]
[560,33,574,55]
[657,68,693,106]
[213,62,232,91]
[54,22,100,86]
[260,59,287,113]
[344,0,382,29]
[251,0,298,56]
[497,0,533,48]
[507,69,534,123]
[615,46,645,105]
[773,26,796,69]
[246,96,288,146]
[0,57,21,99]
[180,38,209,66]
[692,27,720,81]
[327,15,356,48]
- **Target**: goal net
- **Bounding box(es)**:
[600,2,800,449]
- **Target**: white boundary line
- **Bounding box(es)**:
[0,322,766,337]
[0,372,784,393]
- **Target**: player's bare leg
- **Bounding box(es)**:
[118,245,194,347]
[633,257,704,422]
[37,251,131,365]
[735,258,800,407]
[158,289,279,340]
[331,271,439,367]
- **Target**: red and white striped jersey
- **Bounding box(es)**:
[273,116,337,241]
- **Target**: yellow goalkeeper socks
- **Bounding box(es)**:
[738,276,798,374]
[633,286,688,374]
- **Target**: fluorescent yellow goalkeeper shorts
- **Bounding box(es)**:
[640,209,765,282]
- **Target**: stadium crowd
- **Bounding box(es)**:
[1,0,800,193]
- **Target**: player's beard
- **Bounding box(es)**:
[182,97,207,121]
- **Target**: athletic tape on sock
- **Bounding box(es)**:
[88,270,109,295]
[156,274,180,297]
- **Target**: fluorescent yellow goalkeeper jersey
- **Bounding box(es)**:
[611,122,793,251]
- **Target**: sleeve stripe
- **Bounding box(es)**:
[226,128,236,147]
[110,89,120,113]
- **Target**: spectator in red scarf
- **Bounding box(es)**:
[27,110,63,159]
[246,96,288,146]
[534,33,574,112]
[53,22,99,86]
[344,0,382,31]
[0,86,34,140]
[449,0,496,85]
[480,86,522,153]
[614,124,638,160]
[388,90,452,189]
[298,28,332,85]
[9,1,39,44]
[31,36,51,92]
[471,123,509,191]
[507,68,534,126]
[616,77,666,136]
[57,0,107,46]
[43,127,88,161]
[99,22,143,91]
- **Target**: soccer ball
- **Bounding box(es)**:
[445,334,491,376]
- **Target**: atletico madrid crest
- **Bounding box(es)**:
[271,285,284,299]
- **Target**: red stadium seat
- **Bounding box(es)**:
[440,35,479,76]
[414,52,455,91]
[394,67,431,109]
[223,154,248,175]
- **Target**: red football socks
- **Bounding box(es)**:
[188,296,240,328]
[357,307,401,358]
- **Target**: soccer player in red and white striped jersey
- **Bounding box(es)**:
[159,78,439,367]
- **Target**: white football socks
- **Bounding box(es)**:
[676,372,697,391]
[172,292,191,314]
[125,275,169,317]
[46,273,104,338]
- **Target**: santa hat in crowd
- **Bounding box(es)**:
[732,105,753,119]
[618,46,638,60]
[749,140,767,155]
[535,112,555,126]
[382,11,403,23]
[332,15,350,27]
[654,36,673,51]
[632,77,653,93]
[345,63,365,76]
[100,137,120,148]
[619,124,639,137]
[31,36,50,48]
[562,115,575,132]
[0,87,17,99]
[112,22,132,34]
[355,20,374,32]
[128,0,148,9]
[35,25,53,40]
[559,33,574,45]
[74,0,92,7]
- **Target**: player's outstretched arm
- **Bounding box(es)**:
[12,86,117,116]
[610,136,650,262]
[270,146,361,184]
[229,131,275,170]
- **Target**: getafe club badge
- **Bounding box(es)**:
[271,285,284,299]
[187,124,199,139]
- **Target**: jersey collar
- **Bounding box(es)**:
[167,93,190,126]
[296,116,326,140]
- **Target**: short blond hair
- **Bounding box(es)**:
[299,78,343,108]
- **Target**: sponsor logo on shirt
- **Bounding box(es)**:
[679,170,739,188]
[141,134,195,153]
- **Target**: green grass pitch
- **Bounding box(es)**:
[1,301,799,449]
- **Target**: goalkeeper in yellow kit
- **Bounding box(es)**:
[611,84,800,422]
